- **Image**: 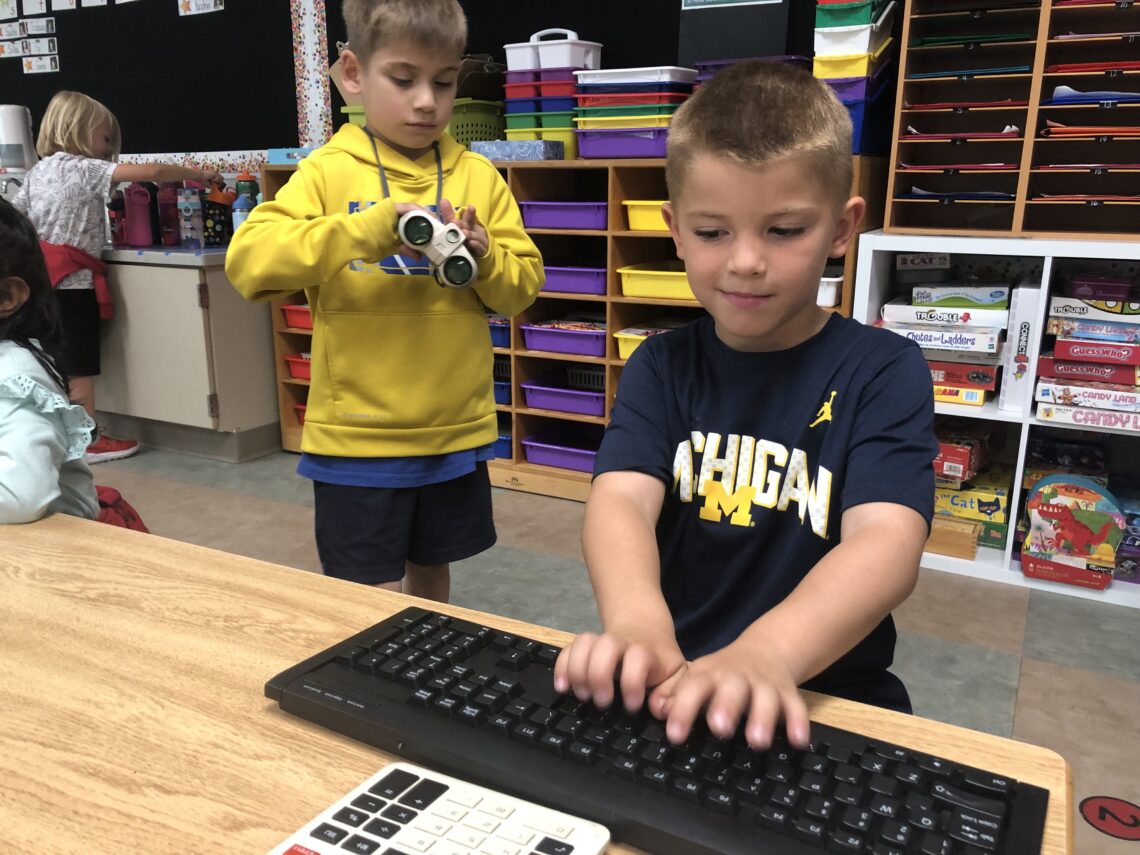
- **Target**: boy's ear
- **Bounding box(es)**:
[661,201,685,261]
[0,276,30,318]
[340,49,366,95]
[828,196,866,259]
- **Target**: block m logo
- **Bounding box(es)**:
[699,481,756,527]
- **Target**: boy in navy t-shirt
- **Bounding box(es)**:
[553,62,937,751]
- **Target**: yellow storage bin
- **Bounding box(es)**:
[505,127,577,159]
[615,318,690,359]
[623,200,669,232]
[812,37,893,79]
[617,261,695,300]
[572,114,673,130]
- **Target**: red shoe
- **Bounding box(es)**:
[85,434,140,464]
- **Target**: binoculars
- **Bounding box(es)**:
[397,210,478,289]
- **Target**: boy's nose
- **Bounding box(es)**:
[412,85,437,113]
[727,239,765,277]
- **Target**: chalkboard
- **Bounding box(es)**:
[2,2,297,154]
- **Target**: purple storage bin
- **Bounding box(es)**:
[576,127,669,159]
[825,60,894,103]
[505,69,540,84]
[505,67,583,84]
[542,266,607,294]
[520,201,608,230]
[522,429,603,472]
[521,323,607,356]
[521,380,605,416]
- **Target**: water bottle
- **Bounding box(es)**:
[231,193,255,233]
[156,182,182,246]
[235,170,259,200]
[178,186,205,249]
[124,182,154,247]
[107,190,127,247]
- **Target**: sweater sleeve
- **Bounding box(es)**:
[225,157,404,302]
[470,170,545,317]
[0,392,71,524]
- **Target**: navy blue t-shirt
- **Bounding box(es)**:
[594,314,937,699]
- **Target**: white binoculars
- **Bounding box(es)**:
[397,209,478,289]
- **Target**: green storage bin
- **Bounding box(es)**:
[504,111,574,131]
[341,105,365,127]
[574,103,681,119]
[447,98,505,144]
[815,1,875,28]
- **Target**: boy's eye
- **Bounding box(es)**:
[770,226,805,238]
[694,228,726,240]
[434,79,457,89]
[390,76,413,87]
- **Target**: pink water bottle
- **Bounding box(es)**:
[124,182,154,247]
[156,182,181,246]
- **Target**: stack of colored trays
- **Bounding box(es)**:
[813,0,899,154]
[503,67,582,158]
[571,66,696,159]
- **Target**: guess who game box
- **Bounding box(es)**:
[1021,474,1126,590]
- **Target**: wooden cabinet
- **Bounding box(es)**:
[96,249,279,461]
[885,0,1140,239]
[263,157,886,501]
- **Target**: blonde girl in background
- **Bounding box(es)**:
[13,90,221,463]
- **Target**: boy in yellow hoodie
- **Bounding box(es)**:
[226,0,543,601]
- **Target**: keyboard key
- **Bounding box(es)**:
[842,806,874,833]
[907,802,941,832]
[512,722,542,745]
[530,708,561,728]
[803,795,836,821]
[498,649,532,671]
[798,771,827,794]
[919,832,954,855]
[457,704,487,727]
[670,776,702,803]
[350,794,386,814]
[554,716,585,737]
[474,690,508,714]
[638,766,669,791]
[332,806,369,827]
[400,829,438,852]
[755,803,789,830]
[377,659,406,681]
[894,763,924,787]
[381,803,418,824]
[964,770,1012,796]
[499,825,535,846]
[428,675,456,693]
[568,741,598,765]
[612,734,643,756]
[671,752,704,776]
[504,699,534,718]
[541,732,569,757]
[430,801,468,822]
[433,696,460,718]
[446,789,483,808]
[869,772,900,798]
[534,837,575,855]
[340,834,381,853]
[640,743,672,765]
[870,844,907,855]
[462,812,500,833]
[791,815,826,844]
[582,725,614,748]
[353,652,385,674]
[608,757,639,780]
[870,792,901,819]
[931,781,1007,821]
[525,815,575,840]
[640,721,666,743]
[362,817,399,838]
[770,785,800,809]
[452,681,480,701]
[801,753,829,774]
[492,632,518,651]
[880,818,912,846]
[369,768,419,800]
[916,754,953,776]
[833,762,862,785]
[399,779,449,810]
[480,842,521,855]
[946,807,1002,850]
[409,687,437,707]
[833,782,863,805]
[861,754,889,775]
[490,677,523,698]
[488,713,515,735]
[310,822,348,844]
[830,830,865,852]
[481,799,515,820]
[733,775,766,804]
[536,645,560,665]
[412,815,451,837]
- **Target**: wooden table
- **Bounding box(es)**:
[0,516,1073,854]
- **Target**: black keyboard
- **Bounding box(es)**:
[266,607,1049,855]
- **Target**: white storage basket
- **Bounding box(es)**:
[574,66,697,86]
[813,1,896,58]
[503,29,602,71]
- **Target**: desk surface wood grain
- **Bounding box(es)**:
[0,516,1072,854]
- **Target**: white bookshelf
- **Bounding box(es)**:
[855,230,1140,609]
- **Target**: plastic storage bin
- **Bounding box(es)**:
[576,127,669,159]
[285,353,311,380]
[574,66,697,86]
[519,201,607,230]
[505,128,578,158]
[493,432,512,459]
[816,0,877,28]
[617,262,696,300]
[293,403,307,425]
[817,268,844,308]
[576,81,693,96]
[469,140,565,161]
[694,56,809,82]
[520,317,607,356]
[846,73,894,155]
[575,91,689,108]
[574,103,680,120]
[488,314,510,348]
[812,37,894,79]
[504,96,577,114]
[623,200,669,231]
[522,426,604,472]
[505,67,581,84]
[542,266,607,294]
[503,29,602,71]
[573,113,672,130]
[341,106,365,127]
[281,303,313,329]
[614,318,689,359]
[447,99,504,145]
[521,375,605,416]
[505,111,575,130]
[813,1,895,57]
[504,80,577,99]
[493,380,511,405]
[824,59,893,101]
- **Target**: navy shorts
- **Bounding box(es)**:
[313,462,496,584]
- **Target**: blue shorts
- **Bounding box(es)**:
[313,462,496,584]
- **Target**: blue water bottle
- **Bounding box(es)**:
[231,193,255,232]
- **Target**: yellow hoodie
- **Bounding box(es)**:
[226,126,543,458]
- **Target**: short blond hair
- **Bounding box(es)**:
[342,0,466,65]
[666,62,852,206]
[36,90,121,160]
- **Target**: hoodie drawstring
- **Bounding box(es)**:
[363,127,443,212]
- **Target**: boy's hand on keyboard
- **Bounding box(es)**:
[552,629,685,715]
[648,640,811,751]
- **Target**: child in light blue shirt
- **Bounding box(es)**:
[0,198,97,524]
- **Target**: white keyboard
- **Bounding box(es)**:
[270,761,611,855]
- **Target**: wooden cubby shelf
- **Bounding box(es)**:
[885,0,1140,240]
[263,156,885,501]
